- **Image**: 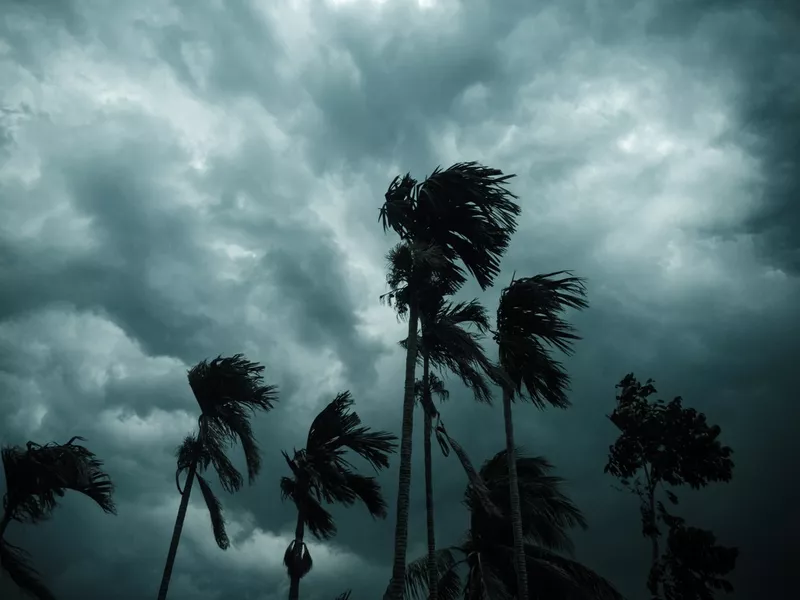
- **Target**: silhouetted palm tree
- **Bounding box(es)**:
[280,392,397,600]
[402,295,497,600]
[404,449,622,600]
[1,436,116,600]
[379,162,520,600]
[157,354,278,600]
[492,272,588,599]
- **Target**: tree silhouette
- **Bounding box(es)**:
[1,436,116,600]
[404,449,622,600]
[379,162,520,600]
[604,373,738,599]
[399,292,497,600]
[491,271,588,598]
[280,392,396,600]
[157,354,278,600]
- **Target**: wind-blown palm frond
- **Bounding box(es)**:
[0,541,56,600]
[405,547,464,600]
[306,391,397,472]
[2,436,116,525]
[380,162,521,290]
[196,474,229,550]
[402,297,495,404]
[495,272,588,406]
[468,449,586,553]
[333,591,352,600]
[188,354,278,484]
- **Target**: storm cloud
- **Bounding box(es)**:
[1,1,798,599]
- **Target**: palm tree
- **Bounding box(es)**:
[379,162,520,600]
[492,272,589,599]
[402,295,496,600]
[1,436,116,599]
[404,449,622,600]
[280,391,397,600]
[157,354,278,600]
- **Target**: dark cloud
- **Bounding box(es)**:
[1,0,798,599]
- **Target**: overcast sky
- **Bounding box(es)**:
[1,0,798,599]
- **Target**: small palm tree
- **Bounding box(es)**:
[280,392,397,600]
[157,354,278,600]
[492,272,589,599]
[405,449,622,600]
[1,436,116,599]
[379,162,520,600]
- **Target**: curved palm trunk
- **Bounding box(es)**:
[157,457,198,600]
[288,514,306,600]
[502,388,529,600]
[384,298,420,600]
[422,351,438,600]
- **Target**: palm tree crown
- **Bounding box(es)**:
[494,272,589,406]
[1,436,116,600]
[281,392,397,599]
[405,449,622,600]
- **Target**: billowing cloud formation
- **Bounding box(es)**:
[1,1,798,599]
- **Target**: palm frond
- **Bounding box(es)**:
[523,544,624,600]
[380,162,521,290]
[187,354,278,483]
[306,392,397,472]
[495,272,588,405]
[300,493,337,540]
[2,437,116,525]
[0,541,56,600]
[332,590,352,600]
[404,547,464,600]
[195,474,230,550]
[469,450,586,552]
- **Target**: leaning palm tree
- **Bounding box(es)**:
[1,436,116,600]
[492,272,589,599]
[379,162,520,600]
[404,449,622,600]
[280,392,397,600]
[157,354,278,600]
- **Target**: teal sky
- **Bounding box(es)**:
[1,1,798,599]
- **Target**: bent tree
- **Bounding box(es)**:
[604,373,738,599]
[379,162,520,600]
[157,354,278,600]
[1,436,116,600]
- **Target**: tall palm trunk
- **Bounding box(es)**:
[384,298,420,600]
[288,514,306,600]
[422,351,438,600]
[157,457,198,600]
[502,388,529,599]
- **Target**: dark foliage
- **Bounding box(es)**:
[379,162,521,291]
[281,392,397,587]
[404,449,622,600]
[494,272,588,407]
[604,373,737,599]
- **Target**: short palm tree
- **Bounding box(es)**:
[492,272,589,599]
[379,162,520,600]
[404,449,622,600]
[280,392,397,600]
[157,354,278,600]
[1,436,116,600]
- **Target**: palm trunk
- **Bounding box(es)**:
[383,297,420,600]
[647,485,660,597]
[157,457,198,600]
[422,351,438,600]
[288,514,306,600]
[502,387,529,600]
[0,509,11,540]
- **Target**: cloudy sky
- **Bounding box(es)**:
[1,0,798,599]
